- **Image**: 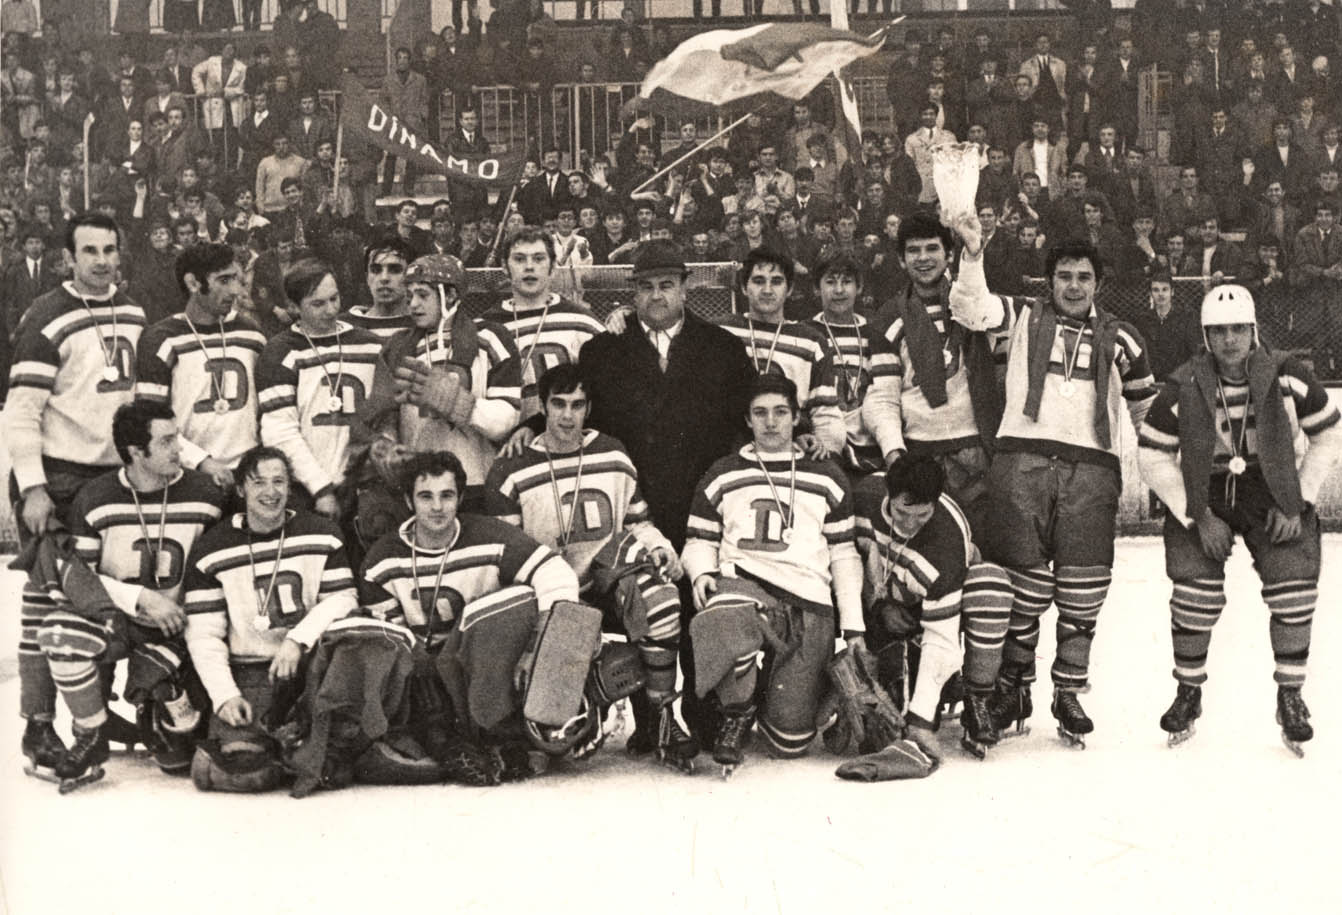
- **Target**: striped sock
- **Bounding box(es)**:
[39,611,111,731]
[638,574,681,697]
[1264,578,1316,687]
[1052,565,1111,689]
[18,587,58,720]
[757,715,815,759]
[1003,565,1055,681]
[1170,577,1227,685]
[961,561,1014,691]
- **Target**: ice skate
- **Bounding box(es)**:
[1276,686,1313,758]
[1160,683,1202,747]
[56,725,109,794]
[938,671,965,722]
[959,690,999,760]
[989,673,1033,740]
[21,719,66,783]
[103,709,147,753]
[713,703,754,779]
[1051,688,1094,749]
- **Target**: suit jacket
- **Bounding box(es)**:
[517,171,572,225]
[1018,55,1068,106]
[1012,141,1068,199]
[1183,240,1247,279]
[381,70,429,130]
[577,312,756,550]
[2,256,60,337]
[1289,225,1342,287]
[1194,127,1250,192]
[905,127,957,203]
[965,75,1016,151]
[1254,143,1315,203]
[191,56,247,130]
[1160,189,1217,236]
[142,92,188,125]
[239,109,282,168]
[1248,201,1303,253]
[286,114,335,160]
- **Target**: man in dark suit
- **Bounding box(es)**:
[1,226,61,399]
[517,147,571,226]
[447,106,490,219]
[1254,117,1315,206]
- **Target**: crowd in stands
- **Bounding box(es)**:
[2,0,1342,375]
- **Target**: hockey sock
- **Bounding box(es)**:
[716,653,759,708]
[1264,578,1316,687]
[38,611,110,730]
[1052,565,1111,689]
[637,571,681,697]
[1169,577,1227,686]
[1002,565,1055,679]
[18,586,58,720]
[960,562,1013,691]
[125,640,188,706]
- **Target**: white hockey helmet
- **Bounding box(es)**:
[1200,284,1258,348]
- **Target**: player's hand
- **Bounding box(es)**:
[605,303,633,334]
[500,426,536,458]
[20,486,56,536]
[692,573,718,611]
[218,696,253,727]
[844,632,876,672]
[1196,507,1234,561]
[268,639,303,682]
[138,589,187,636]
[313,492,340,519]
[197,456,234,489]
[1264,506,1302,544]
[650,545,684,581]
[797,433,830,461]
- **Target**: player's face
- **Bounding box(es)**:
[295,274,341,335]
[408,283,455,329]
[633,270,687,331]
[903,237,948,286]
[743,262,790,320]
[201,262,244,317]
[544,386,589,448]
[412,472,459,541]
[135,418,182,479]
[69,225,120,294]
[1051,257,1098,319]
[1206,323,1255,376]
[819,271,859,318]
[747,393,796,452]
[888,492,936,537]
[505,239,554,296]
[366,251,407,306]
[240,458,290,531]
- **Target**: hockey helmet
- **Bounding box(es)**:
[406,254,466,293]
[1200,284,1258,348]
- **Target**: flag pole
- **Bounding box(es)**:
[629,111,754,197]
[333,120,344,199]
[82,113,95,210]
[487,181,522,264]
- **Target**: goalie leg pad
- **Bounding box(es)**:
[522,600,603,728]
[688,592,765,700]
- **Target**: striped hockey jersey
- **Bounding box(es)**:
[478,295,606,419]
[717,313,846,453]
[69,468,227,610]
[3,283,146,490]
[682,444,863,631]
[359,514,579,629]
[343,305,414,341]
[808,312,884,469]
[183,511,357,709]
[482,429,673,588]
[136,311,268,469]
[256,321,382,497]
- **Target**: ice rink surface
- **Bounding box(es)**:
[2,536,1340,915]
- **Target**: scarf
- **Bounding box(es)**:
[894,279,1004,450]
[1177,349,1301,520]
[1023,302,1119,449]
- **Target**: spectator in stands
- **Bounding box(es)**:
[1083,193,1125,273]
[1255,117,1313,205]
[1270,45,1306,113]
[886,30,927,138]
[1018,32,1066,138]
[1009,219,1046,280]
[1232,81,1278,152]
[157,105,207,188]
[519,147,571,226]
[1194,107,1249,223]
[1116,208,1163,282]
[144,69,187,129]
[754,143,795,201]
[1161,164,1216,240]
[1289,199,1342,373]
[1290,92,1331,160]
[1307,165,1342,218]
[287,90,334,161]
[1132,271,1202,381]
[0,0,38,35]
[1104,35,1142,149]
[1189,215,1247,283]
[905,104,956,207]
[255,134,307,216]
[192,39,247,165]
[1080,124,1124,198]
[1042,165,1101,244]
[966,57,1015,153]
[978,146,1014,214]
[1249,178,1303,256]
[1013,118,1066,201]
[1067,42,1104,146]
[381,47,427,194]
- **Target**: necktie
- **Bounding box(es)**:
[649,330,668,371]
[29,260,36,280]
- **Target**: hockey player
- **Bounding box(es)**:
[484,364,697,772]
[136,242,268,484]
[360,450,584,783]
[982,242,1159,748]
[35,400,228,788]
[354,254,521,541]
[479,226,606,420]
[5,213,146,779]
[1137,285,1342,756]
[862,212,1009,536]
[256,257,382,520]
[718,248,845,459]
[182,446,358,792]
[807,253,887,479]
[682,374,865,773]
[839,456,1014,776]
[344,236,417,341]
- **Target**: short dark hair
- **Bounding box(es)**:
[895,212,954,257]
[363,235,416,273]
[282,257,335,306]
[234,446,293,490]
[747,373,800,417]
[175,241,236,295]
[500,225,557,265]
[885,454,944,505]
[538,363,585,405]
[112,400,177,465]
[738,247,794,292]
[64,212,120,255]
[1045,241,1104,283]
[280,177,302,193]
[814,252,865,286]
[400,450,467,497]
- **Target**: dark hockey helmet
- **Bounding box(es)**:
[406,254,466,293]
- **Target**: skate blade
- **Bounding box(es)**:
[1281,734,1306,759]
[1056,727,1086,749]
[959,736,987,760]
[719,763,738,780]
[656,753,696,775]
[23,762,61,784]
[998,723,1031,741]
[58,766,106,794]
[1165,726,1195,748]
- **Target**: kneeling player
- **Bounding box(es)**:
[1138,285,1342,756]
[361,451,591,784]
[484,364,697,772]
[183,446,358,792]
[682,374,864,775]
[836,457,1014,779]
